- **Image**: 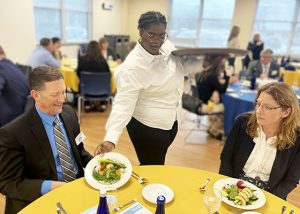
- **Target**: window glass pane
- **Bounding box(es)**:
[256,0,295,21]
[202,0,235,19]
[65,11,88,42]
[34,0,60,8]
[64,0,88,11]
[169,0,200,39]
[253,21,291,55]
[34,8,61,42]
[199,20,231,47]
[290,24,300,56]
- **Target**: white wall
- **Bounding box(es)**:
[0,0,257,63]
[0,0,36,63]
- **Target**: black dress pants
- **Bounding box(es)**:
[126,117,178,165]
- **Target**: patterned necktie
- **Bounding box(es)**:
[53,117,76,182]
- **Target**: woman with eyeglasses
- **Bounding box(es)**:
[95,11,189,165]
[219,82,300,199]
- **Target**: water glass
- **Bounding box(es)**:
[203,187,222,214]
[106,188,118,211]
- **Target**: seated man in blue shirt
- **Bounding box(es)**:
[0,66,92,213]
[0,46,29,127]
[27,38,60,69]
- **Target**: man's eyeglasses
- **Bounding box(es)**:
[255,101,282,111]
[143,30,168,42]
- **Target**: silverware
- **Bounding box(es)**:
[131,171,148,184]
[56,208,61,214]
[112,199,137,212]
[281,205,287,214]
[199,178,210,191]
[57,202,68,214]
[290,210,294,214]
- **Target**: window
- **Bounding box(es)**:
[33,0,91,43]
[169,0,236,48]
[252,0,300,56]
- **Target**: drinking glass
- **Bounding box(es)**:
[203,187,222,214]
[106,188,118,211]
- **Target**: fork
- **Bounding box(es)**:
[112,199,137,212]
[132,171,148,182]
[131,173,148,184]
[57,202,68,214]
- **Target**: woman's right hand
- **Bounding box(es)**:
[94,141,115,156]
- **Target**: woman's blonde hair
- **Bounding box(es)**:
[227,25,240,42]
[246,82,300,150]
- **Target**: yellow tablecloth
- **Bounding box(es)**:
[60,59,117,94]
[19,166,299,214]
[282,70,300,87]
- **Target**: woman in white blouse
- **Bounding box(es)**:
[219,82,300,199]
[227,25,240,70]
[95,11,188,165]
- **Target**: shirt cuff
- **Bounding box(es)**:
[104,131,121,145]
[41,180,53,195]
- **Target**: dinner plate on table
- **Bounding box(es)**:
[142,183,174,204]
[213,178,266,210]
[84,152,132,190]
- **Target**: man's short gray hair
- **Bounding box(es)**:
[260,49,273,56]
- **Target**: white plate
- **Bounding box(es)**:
[84,152,132,190]
[213,178,266,210]
[142,183,174,204]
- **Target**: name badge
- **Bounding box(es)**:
[75,132,86,145]
[271,70,278,76]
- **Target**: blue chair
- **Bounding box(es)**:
[77,71,112,123]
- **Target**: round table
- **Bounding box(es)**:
[222,84,256,136]
[19,166,299,214]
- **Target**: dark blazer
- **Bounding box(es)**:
[0,59,29,127]
[76,56,110,78]
[0,105,92,213]
[219,113,300,199]
[247,41,264,61]
[246,60,280,80]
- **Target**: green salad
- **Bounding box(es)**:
[92,158,126,184]
[222,180,258,206]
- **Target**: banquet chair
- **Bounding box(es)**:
[77,72,112,123]
[16,63,32,79]
[182,76,223,143]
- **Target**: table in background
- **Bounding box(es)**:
[222,84,256,136]
[60,59,117,94]
[282,70,300,87]
[19,165,300,214]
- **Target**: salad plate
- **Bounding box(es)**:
[213,178,266,210]
[142,183,174,204]
[84,152,132,190]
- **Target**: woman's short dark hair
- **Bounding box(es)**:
[138,11,167,30]
[29,66,63,91]
[52,37,61,44]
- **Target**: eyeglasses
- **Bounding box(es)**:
[143,30,168,42]
[255,101,281,111]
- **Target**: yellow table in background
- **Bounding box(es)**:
[60,59,117,94]
[282,69,300,87]
[19,166,300,214]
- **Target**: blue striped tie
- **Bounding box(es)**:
[53,117,76,182]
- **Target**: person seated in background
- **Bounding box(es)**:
[219,82,300,200]
[27,37,60,69]
[76,40,111,112]
[0,45,29,127]
[51,37,62,61]
[246,49,280,80]
[196,54,238,139]
[99,37,121,63]
[0,66,92,213]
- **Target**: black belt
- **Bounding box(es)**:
[239,172,269,190]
